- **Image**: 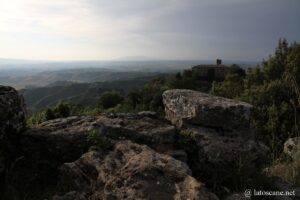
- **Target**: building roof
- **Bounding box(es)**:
[192,64,228,69]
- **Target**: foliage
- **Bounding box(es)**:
[211,38,300,159]
[27,102,100,127]
[211,73,244,99]
[98,91,124,109]
[26,62,244,124]
[87,128,112,151]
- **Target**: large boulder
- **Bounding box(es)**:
[163,89,269,192]
[162,89,253,130]
[0,85,26,138]
[53,141,219,200]
[284,137,300,161]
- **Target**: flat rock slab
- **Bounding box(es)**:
[163,89,253,130]
[22,114,176,162]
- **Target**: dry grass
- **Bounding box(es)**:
[266,159,300,185]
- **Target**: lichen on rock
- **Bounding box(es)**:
[162,89,253,130]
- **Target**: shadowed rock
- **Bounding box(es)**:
[183,126,269,186]
[0,85,26,138]
[162,89,269,191]
[22,114,176,163]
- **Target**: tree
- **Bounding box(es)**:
[99,91,124,109]
[44,108,55,120]
[210,73,244,99]
[241,39,300,158]
[211,38,300,158]
[126,91,142,109]
[54,102,71,118]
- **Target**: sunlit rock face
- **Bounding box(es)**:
[0,85,26,138]
[52,141,219,200]
[163,89,253,130]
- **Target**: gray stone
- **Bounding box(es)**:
[162,89,253,130]
[182,126,269,186]
[284,137,300,161]
[224,193,247,200]
[22,114,176,163]
[0,85,26,138]
[53,141,219,200]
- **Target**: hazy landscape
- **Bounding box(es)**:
[0,59,256,110]
[0,0,299,200]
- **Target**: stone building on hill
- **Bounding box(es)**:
[192,59,231,81]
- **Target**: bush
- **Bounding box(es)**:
[210,38,300,160]
[87,128,112,151]
[98,91,124,109]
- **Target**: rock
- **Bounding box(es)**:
[21,114,175,164]
[54,141,219,200]
[224,193,246,200]
[284,137,300,160]
[0,85,26,138]
[269,177,300,200]
[165,150,188,163]
[180,126,269,186]
[0,157,4,174]
[137,110,157,117]
[162,89,253,130]
[0,86,26,199]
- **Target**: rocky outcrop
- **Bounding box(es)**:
[22,113,175,163]
[53,141,218,200]
[284,137,300,160]
[0,86,26,199]
[0,85,26,138]
[184,126,269,183]
[0,87,273,200]
[163,89,253,130]
[163,89,269,191]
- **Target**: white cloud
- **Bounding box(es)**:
[0,0,298,60]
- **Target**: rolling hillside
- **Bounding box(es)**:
[20,77,159,111]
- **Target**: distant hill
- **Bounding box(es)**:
[0,60,258,89]
[20,76,160,111]
[0,69,164,89]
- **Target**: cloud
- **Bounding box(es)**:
[0,0,299,60]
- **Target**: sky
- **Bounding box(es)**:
[0,0,299,61]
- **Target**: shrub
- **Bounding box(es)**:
[87,128,112,151]
[98,91,124,109]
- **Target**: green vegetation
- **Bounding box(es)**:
[27,102,100,126]
[211,38,300,160]
[26,69,216,124]
[98,91,124,109]
[87,128,112,151]
[27,38,300,164]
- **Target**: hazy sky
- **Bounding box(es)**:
[0,0,299,61]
